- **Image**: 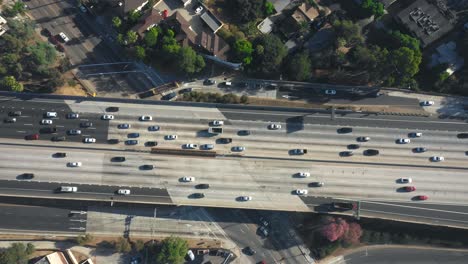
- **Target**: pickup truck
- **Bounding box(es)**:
[208,127,223,134]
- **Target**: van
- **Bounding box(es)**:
[224,81,232,86]
[60,186,77,193]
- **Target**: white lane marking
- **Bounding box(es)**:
[88,127,96,130]
[56,125,64,128]
[16,131,26,133]
[23,124,33,126]
[221,110,467,125]
[82,135,90,137]
[80,119,88,121]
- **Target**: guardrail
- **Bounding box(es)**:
[151,148,216,157]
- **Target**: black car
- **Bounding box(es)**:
[178,88,193,94]
[238,130,251,136]
[195,184,210,189]
[111,156,126,162]
[52,136,66,141]
[54,152,67,158]
[203,79,216,85]
[347,144,360,150]
[161,92,177,101]
[41,127,58,134]
[108,139,120,144]
[364,149,379,156]
[191,193,205,199]
[337,127,353,134]
[141,164,154,170]
[339,151,353,157]
[218,138,232,144]
[413,147,427,153]
[457,133,468,139]
[330,202,355,211]
[125,140,138,145]
[21,173,34,179]
[106,106,119,112]
[128,133,140,138]
[243,247,256,256]
[80,122,93,128]
[8,111,21,116]
[4,117,16,123]
[66,113,79,119]
[145,141,157,147]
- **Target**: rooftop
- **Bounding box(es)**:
[395,0,455,47]
[292,3,319,23]
[200,11,223,33]
[131,8,164,37]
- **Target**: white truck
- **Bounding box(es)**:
[208,127,223,134]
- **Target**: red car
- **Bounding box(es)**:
[416,195,428,200]
[25,134,39,140]
[405,186,416,192]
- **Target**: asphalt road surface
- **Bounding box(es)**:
[341,246,468,264]
[0,95,467,228]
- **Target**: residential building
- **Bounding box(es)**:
[270,0,292,13]
[104,0,150,17]
[0,15,8,37]
[131,8,165,38]
[200,11,223,33]
[33,252,69,264]
[278,3,318,38]
[394,0,456,47]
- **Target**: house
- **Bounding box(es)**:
[394,0,456,48]
[0,15,8,37]
[33,252,69,264]
[429,41,464,75]
[291,3,319,24]
[131,8,165,38]
[269,0,292,13]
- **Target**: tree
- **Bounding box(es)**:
[114,237,131,253]
[240,94,249,104]
[144,27,160,47]
[126,30,138,45]
[389,47,421,84]
[251,34,287,76]
[5,1,26,16]
[332,20,363,47]
[320,218,349,242]
[76,234,94,246]
[133,240,145,253]
[361,0,384,18]
[156,237,188,264]
[128,10,141,24]
[286,51,312,81]
[112,16,122,28]
[177,46,205,74]
[161,29,180,55]
[134,45,146,60]
[27,42,57,66]
[230,0,263,23]
[343,222,363,244]
[117,34,125,45]
[233,39,253,64]
[264,1,275,16]
[0,243,35,264]
[0,76,23,92]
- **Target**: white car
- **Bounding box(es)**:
[410,132,422,137]
[117,189,131,195]
[41,119,53,125]
[295,189,308,195]
[166,135,177,140]
[184,144,198,149]
[398,178,412,184]
[84,137,96,143]
[431,156,445,162]
[102,114,114,120]
[140,115,152,121]
[298,172,310,178]
[240,196,252,201]
[46,112,58,117]
[195,5,203,14]
[269,123,281,130]
[212,120,224,126]
[68,129,81,135]
[420,101,434,106]
[68,162,82,167]
[182,177,195,182]
[325,89,336,95]
[59,32,70,42]
[397,138,410,144]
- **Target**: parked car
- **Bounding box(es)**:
[59,32,70,42]
[79,5,87,12]
[243,247,256,256]
[195,5,204,14]
[161,92,177,101]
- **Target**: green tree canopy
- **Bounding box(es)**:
[361,0,384,18]
[156,237,188,264]
[286,51,312,81]
[27,42,57,66]
[251,34,287,76]
[177,46,205,74]
[0,242,35,264]
[161,30,180,55]
[112,16,122,28]
[134,45,146,60]
[388,47,421,86]
[332,20,363,47]
[144,27,160,47]
[114,237,131,253]
[0,76,23,92]
[233,39,253,64]
[128,10,141,24]
[126,30,138,45]
[264,2,275,16]
[230,0,263,23]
